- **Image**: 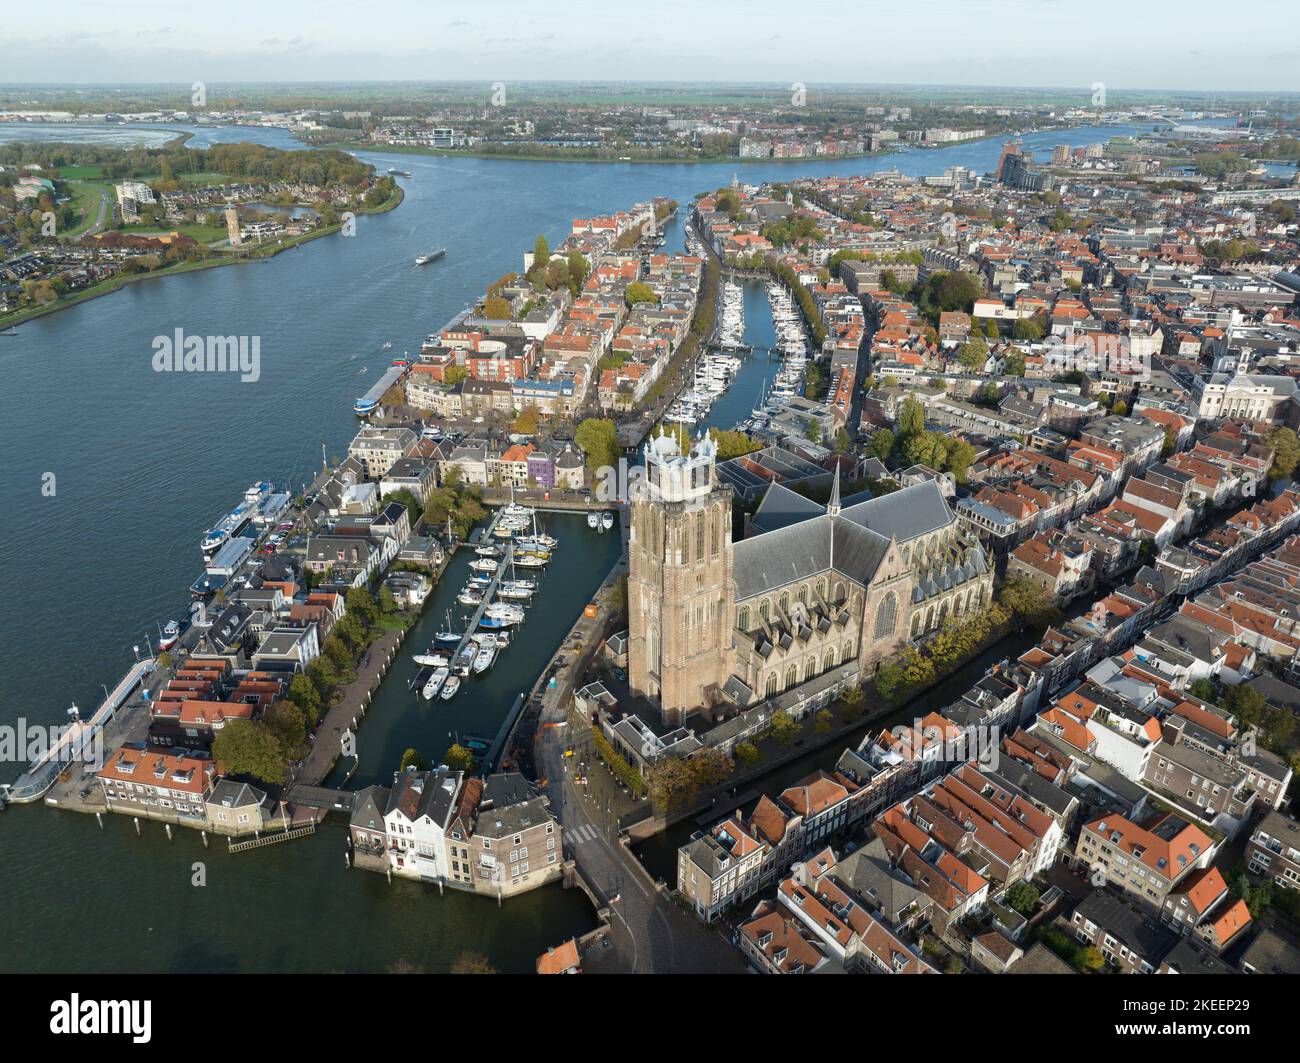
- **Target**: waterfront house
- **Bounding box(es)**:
[97,748,217,825]
[347,426,418,480]
[349,785,392,870]
[536,939,582,974]
[205,779,271,836]
[384,767,463,881]
[466,773,564,899]
[251,624,321,673]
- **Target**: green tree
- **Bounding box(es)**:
[1012,317,1045,342]
[567,249,589,292]
[625,281,659,307]
[533,234,549,265]
[735,741,762,767]
[400,748,429,772]
[946,440,976,484]
[998,573,1063,628]
[1005,881,1041,916]
[287,673,322,727]
[336,612,369,653]
[1267,426,1300,480]
[769,709,799,746]
[212,719,288,784]
[346,587,381,627]
[898,395,926,438]
[575,417,620,471]
[957,335,989,371]
[867,428,895,460]
[263,701,307,757]
[444,743,477,773]
[814,708,834,734]
[306,655,340,702]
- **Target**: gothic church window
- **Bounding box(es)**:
[874,593,897,639]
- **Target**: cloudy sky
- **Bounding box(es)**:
[2,0,1296,93]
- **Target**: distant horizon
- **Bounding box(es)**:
[5,0,1299,93]
[2,79,1299,100]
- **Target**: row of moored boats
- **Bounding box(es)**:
[666,277,745,426]
[739,282,814,432]
[411,503,556,701]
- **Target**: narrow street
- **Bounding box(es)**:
[531,586,743,974]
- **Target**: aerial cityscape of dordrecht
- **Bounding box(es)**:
[2,1,1299,1029]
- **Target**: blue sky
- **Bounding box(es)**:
[2,0,1296,93]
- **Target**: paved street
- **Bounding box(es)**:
[533,594,743,974]
[299,629,402,786]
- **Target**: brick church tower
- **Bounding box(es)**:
[627,429,734,726]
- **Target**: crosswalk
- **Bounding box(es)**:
[567,823,600,845]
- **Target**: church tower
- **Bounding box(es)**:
[627,429,735,727]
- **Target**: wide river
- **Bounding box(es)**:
[0,118,1161,972]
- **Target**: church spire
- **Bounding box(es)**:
[828,464,841,518]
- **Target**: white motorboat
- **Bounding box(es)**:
[474,543,503,557]
[457,588,485,607]
[587,511,599,529]
[452,640,478,675]
[413,652,451,668]
[157,620,181,651]
[422,667,449,700]
[440,675,461,700]
[472,641,497,674]
[469,557,498,573]
[483,603,525,624]
[513,552,548,568]
[601,512,614,531]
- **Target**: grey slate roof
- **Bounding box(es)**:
[839,480,955,542]
[732,514,891,601]
[350,784,390,832]
[734,479,963,601]
[750,482,825,533]
[831,837,930,923]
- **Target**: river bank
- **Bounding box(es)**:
[0,183,405,330]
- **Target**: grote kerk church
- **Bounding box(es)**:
[628,431,994,726]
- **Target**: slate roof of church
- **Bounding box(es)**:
[734,480,957,601]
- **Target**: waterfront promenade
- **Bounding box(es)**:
[298,627,404,787]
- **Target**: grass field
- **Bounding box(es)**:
[64,179,113,237]
[119,222,230,243]
[55,164,105,180]
[177,171,237,185]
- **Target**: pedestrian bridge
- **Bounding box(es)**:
[285,785,354,812]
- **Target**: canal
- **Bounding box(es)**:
[333,513,623,788]
[0,119,1159,971]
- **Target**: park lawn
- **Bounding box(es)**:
[56,164,105,180]
[177,171,238,185]
[119,222,230,243]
